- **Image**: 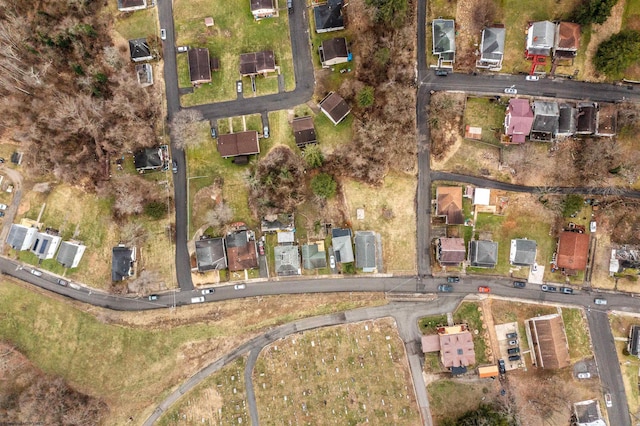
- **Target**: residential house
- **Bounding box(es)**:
[526,313,570,369]
[31,230,62,261]
[473,188,490,206]
[438,237,466,266]
[6,224,38,251]
[56,241,86,269]
[421,324,476,375]
[274,245,301,276]
[554,22,581,60]
[576,102,597,135]
[301,241,328,269]
[557,103,577,137]
[291,116,317,147]
[573,400,606,426]
[117,0,147,12]
[596,103,617,137]
[217,131,260,158]
[526,21,555,56]
[134,146,167,172]
[432,19,456,66]
[195,237,227,272]
[530,101,560,142]
[225,230,258,272]
[476,27,505,70]
[239,51,276,77]
[509,238,537,266]
[436,186,464,225]
[188,48,212,85]
[504,99,534,144]
[135,63,154,87]
[250,0,276,20]
[319,37,350,68]
[469,240,498,268]
[331,228,354,264]
[112,245,136,281]
[319,92,351,125]
[557,231,590,273]
[261,213,295,232]
[314,0,345,33]
[355,231,377,272]
[628,325,640,357]
[129,38,153,62]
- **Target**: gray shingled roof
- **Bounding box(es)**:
[56,241,86,268]
[195,237,227,272]
[469,240,498,267]
[331,228,354,263]
[274,245,300,276]
[355,231,376,271]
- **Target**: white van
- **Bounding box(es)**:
[191,296,205,303]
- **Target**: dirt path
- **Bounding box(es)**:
[481,299,499,362]
[0,166,24,255]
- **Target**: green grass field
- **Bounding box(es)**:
[454,302,488,365]
[174,0,294,105]
[561,308,593,361]
[113,7,158,41]
[463,97,507,145]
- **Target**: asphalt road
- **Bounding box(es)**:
[586,309,631,426]
[432,171,640,198]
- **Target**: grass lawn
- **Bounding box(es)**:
[472,195,557,279]
[174,0,294,105]
[610,314,640,414]
[342,172,417,274]
[253,318,420,425]
[463,97,507,145]
[113,7,158,41]
[0,280,386,425]
[561,308,592,361]
[418,314,449,334]
[454,302,488,365]
[158,357,249,425]
[427,379,500,425]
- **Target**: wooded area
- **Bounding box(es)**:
[0,0,161,188]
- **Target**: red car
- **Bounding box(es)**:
[478,286,491,293]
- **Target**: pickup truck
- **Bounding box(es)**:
[191,296,205,303]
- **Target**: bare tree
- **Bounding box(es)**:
[204,202,233,231]
[170,109,204,149]
[472,0,498,34]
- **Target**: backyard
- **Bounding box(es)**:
[610,314,640,416]
[253,318,420,425]
[174,0,294,106]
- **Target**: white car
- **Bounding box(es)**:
[605,393,612,408]
[0,203,7,210]
[201,288,215,295]
[504,87,517,95]
[234,284,246,290]
[177,46,188,53]
[236,81,243,93]
[577,372,591,379]
[525,75,539,81]
[594,298,607,305]
[329,255,336,269]
[30,269,42,277]
[160,29,167,40]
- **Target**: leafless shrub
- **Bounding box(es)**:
[170,109,204,150]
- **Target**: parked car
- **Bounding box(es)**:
[605,393,612,408]
[508,355,521,362]
[210,127,217,138]
[172,160,178,174]
[0,203,8,210]
[590,221,597,233]
[0,211,5,217]
[329,255,336,269]
[437,284,453,292]
[148,294,159,301]
[541,284,557,292]
[561,286,574,294]
[258,241,265,256]
[202,288,215,295]
[508,339,518,346]
[263,126,270,138]
[594,298,607,305]
[236,81,243,93]
[447,276,460,283]
[577,372,591,379]
[57,278,68,286]
[191,296,205,303]
[177,46,188,53]
[506,332,518,339]
[507,347,520,355]
[498,359,506,374]
[513,281,526,288]
[504,87,517,94]
[478,286,490,293]
[287,0,293,12]
[0,157,5,163]
[30,269,42,277]
[435,69,448,76]
[525,75,539,81]
[160,29,166,40]
[234,284,246,290]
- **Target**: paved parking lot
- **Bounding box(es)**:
[495,322,523,371]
